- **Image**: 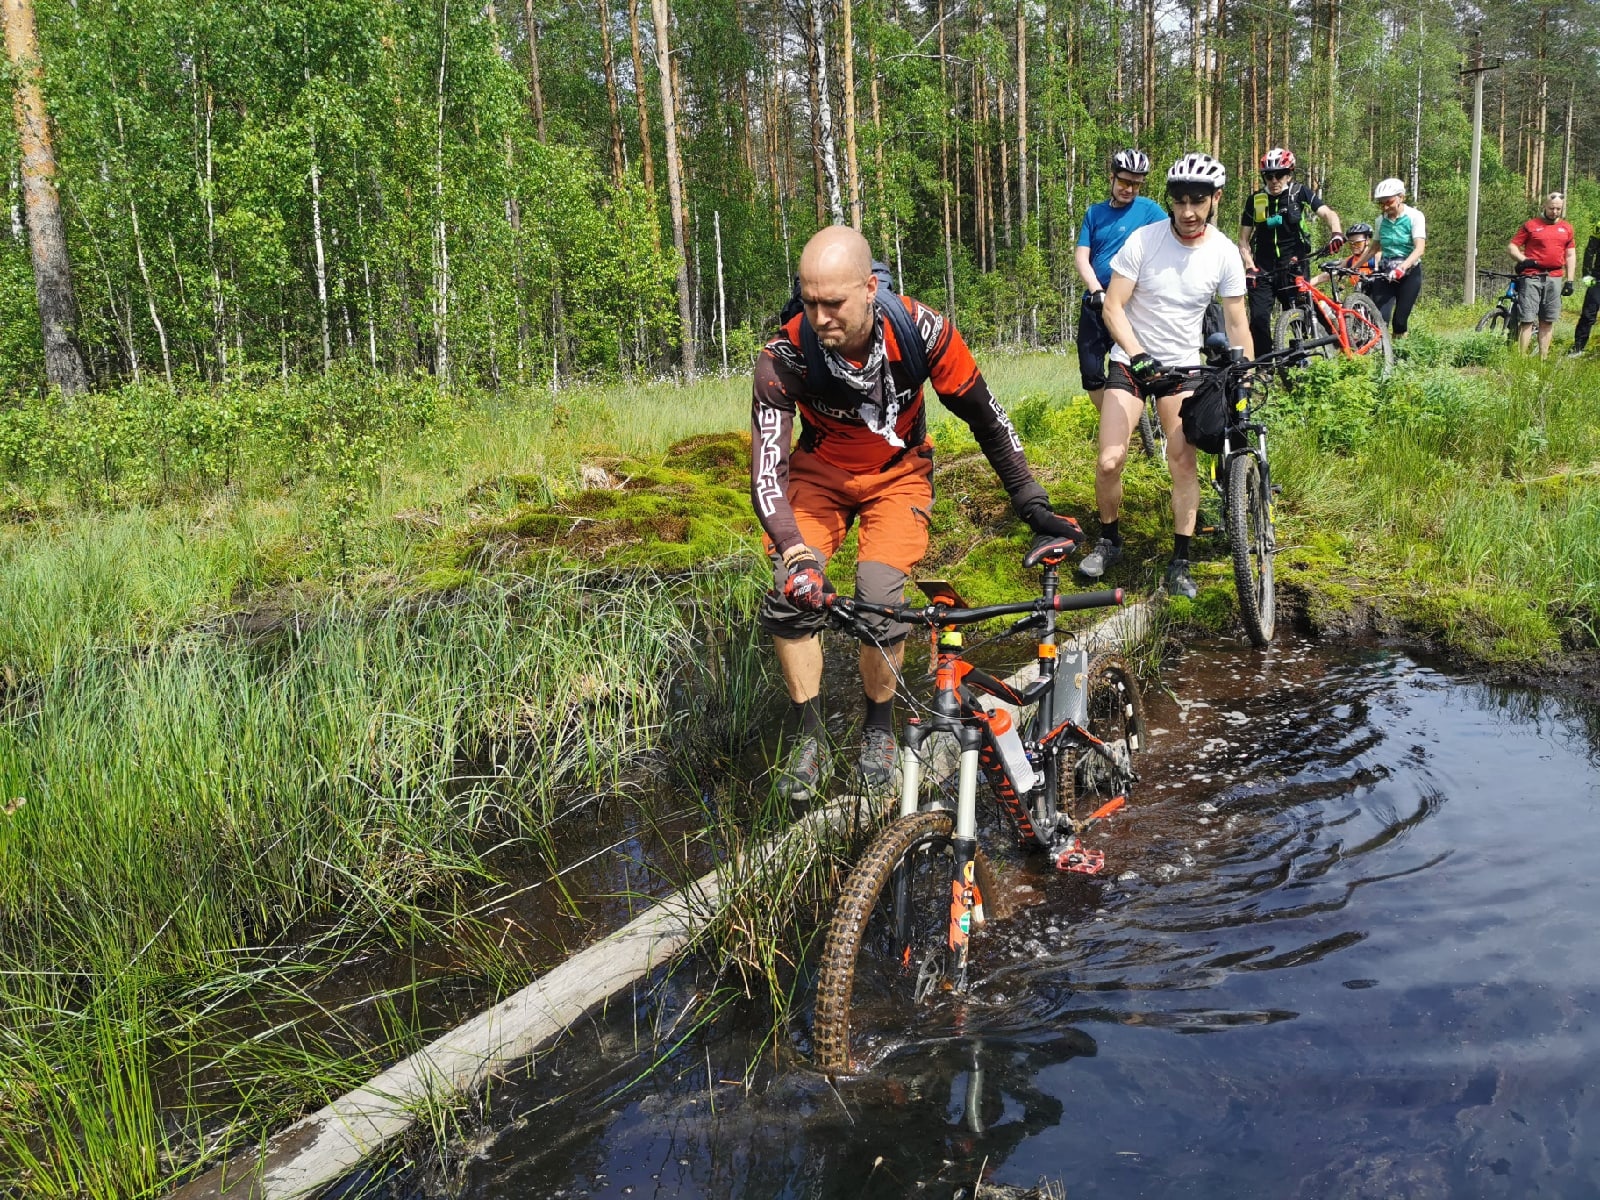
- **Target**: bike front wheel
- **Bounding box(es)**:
[1475,305,1509,336]
[1137,398,1165,459]
[1060,653,1149,824]
[1342,292,1394,375]
[1227,453,1276,646]
[812,809,1001,1075]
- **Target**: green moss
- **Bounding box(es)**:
[459,433,760,574]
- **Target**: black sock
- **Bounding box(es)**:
[1173,534,1192,561]
[794,697,824,737]
[1101,519,1121,546]
[863,694,894,732]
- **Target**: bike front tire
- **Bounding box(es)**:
[1227,453,1276,646]
[812,809,1000,1076]
[1343,292,1394,376]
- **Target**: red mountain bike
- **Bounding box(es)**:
[1269,248,1393,375]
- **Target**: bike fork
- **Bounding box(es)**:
[947,726,983,987]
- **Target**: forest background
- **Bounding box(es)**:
[2,0,1597,398]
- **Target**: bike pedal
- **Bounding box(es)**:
[1052,840,1107,875]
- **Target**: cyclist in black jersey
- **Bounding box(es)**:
[1237,148,1344,359]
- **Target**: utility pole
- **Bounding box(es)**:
[1461,40,1502,306]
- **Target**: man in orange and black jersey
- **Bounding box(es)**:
[752,226,1082,800]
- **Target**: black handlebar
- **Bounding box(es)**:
[826,587,1125,629]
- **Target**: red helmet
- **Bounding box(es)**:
[1260,147,1296,173]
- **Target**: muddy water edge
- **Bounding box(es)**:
[404,630,1600,1199]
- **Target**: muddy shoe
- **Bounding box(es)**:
[857,726,898,790]
[1077,538,1123,579]
[1163,557,1198,600]
[777,734,829,801]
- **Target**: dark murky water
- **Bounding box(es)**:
[443,634,1600,1199]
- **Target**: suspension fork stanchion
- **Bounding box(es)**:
[897,718,927,819]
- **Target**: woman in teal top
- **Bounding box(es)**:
[1362,177,1427,336]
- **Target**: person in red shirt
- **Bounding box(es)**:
[1508,192,1577,358]
[751,225,1082,799]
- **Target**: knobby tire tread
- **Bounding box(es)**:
[1227,454,1275,645]
[812,809,1000,1075]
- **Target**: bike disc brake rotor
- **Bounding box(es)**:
[911,947,949,1004]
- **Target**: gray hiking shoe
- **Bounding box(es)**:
[1163,557,1198,600]
[858,726,898,790]
[777,734,828,801]
[1078,538,1123,579]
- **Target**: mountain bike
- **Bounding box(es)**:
[1474,269,1528,341]
[1157,333,1338,647]
[811,542,1145,1075]
[1269,250,1393,374]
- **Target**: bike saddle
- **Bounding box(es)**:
[1024,534,1079,568]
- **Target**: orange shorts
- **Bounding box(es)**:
[764,443,935,574]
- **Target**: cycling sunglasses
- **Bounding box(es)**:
[1261,169,1293,180]
[1112,174,1146,188]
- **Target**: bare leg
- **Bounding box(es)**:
[1095,386,1144,524]
[773,634,823,703]
[1159,390,1200,537]
[859,638,905,703]
[1538,319,1555,358]
[1519,322,1535,354]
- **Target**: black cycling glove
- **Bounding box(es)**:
[1129,352,1162,382]
[1086,290,1106,312]
[1012,482,1085,547]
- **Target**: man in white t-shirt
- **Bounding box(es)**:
[1087,151,1253,600]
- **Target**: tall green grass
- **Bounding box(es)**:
[0,564,772,1192]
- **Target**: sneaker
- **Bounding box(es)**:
[1078,537,1124,579]
[858,726,898,790]
[1163,557,1198,600]
[777,734,828,801]
[1566,348,1586,358]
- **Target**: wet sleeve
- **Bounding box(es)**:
[750,347,803,555]
[925,315,1036,501]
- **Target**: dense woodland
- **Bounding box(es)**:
[3,0,1598,393]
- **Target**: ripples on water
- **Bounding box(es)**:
[450,635,1600,1199]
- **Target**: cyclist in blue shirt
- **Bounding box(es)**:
[1076,149,1166,412]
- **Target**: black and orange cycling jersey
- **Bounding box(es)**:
[751,296,1035,557]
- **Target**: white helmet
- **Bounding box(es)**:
[1373,177,1405,200]
[1111,148,1151,176]
[1166,152,1227,192]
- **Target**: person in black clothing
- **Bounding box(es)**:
[1237,147,1344,355]
[1569,219,1600,356]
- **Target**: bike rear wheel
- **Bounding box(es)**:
[1342,292,1394,375]
[1272,306,1322,356]
[1227,453,1276,646]
[1060,653,1148,824]
[812,809,1001,1075]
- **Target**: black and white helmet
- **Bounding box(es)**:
[1166,152,1227,193]
[1111,148,1151,176]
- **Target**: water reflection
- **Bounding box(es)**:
[448,634,1600,1199]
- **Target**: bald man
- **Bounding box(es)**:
[752,226,1083,799]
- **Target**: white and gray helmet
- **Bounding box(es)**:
[1373,177,1406,200]
[1166,152,1227,193]
[1111,148,1151,176]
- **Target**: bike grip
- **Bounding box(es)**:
[1052,588,1124,611]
